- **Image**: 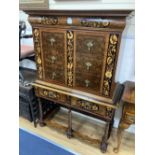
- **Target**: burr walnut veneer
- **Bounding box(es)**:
[25,10,132,153]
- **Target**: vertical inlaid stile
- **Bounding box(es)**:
[66,30,74,138]
[103,34,119,97]
[66,30,74,87]
[33,28,43,80]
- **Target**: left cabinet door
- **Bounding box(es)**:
[33,28,66,86]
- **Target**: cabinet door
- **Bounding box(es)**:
[40,28,66,85]
[74,31,108,94]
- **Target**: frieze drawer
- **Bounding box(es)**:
[71,97,114,120]
[37,87,67,104]
[124,113,135,124]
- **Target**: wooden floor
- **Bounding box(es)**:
[19,108,135,155]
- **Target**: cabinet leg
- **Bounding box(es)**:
[100,122,110,153]
[38,97,46,127]
[34,120,37,128]
[108,118,114,139]
[66,108,73,138]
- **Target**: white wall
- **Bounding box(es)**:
[49,0,134,10]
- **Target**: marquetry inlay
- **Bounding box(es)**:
[41,16,58,25]
[103,34,119,97]
[33,28,43,79]
[106,107,113,119]
[80,18,110,28]
[29,16,59,25]
[66,31,74,87]
[26,10,131,153]
[77,99,99,111]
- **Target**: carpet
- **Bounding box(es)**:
[19,128,79,155]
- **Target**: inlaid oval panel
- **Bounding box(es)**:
[75,31,107,93]
[41,29,66,85]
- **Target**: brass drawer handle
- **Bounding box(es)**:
[86,41,94,51]
[49,37,56,46]
[85,62,92,70]
[85,79,90,87]
[50,56,57,64]
[52,72,56,80]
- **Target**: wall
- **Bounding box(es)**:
[49,0,134,10]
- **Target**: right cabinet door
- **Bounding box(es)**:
[74,30,109,95]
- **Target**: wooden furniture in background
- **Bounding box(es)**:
[24,10,132,153]
[19,0,49,10]
[114,81,135,153]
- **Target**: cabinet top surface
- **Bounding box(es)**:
[24,10,133,17]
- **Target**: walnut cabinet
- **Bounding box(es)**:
[25,10,132,153]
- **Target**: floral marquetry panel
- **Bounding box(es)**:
[103,34,119,97]
[40,29,66,85]
[33,28,43,80]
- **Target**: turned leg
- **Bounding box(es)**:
[38,97,46,127]
[113,122,130,153]
[113,125,124,153]
[28,97,37,128]
[100,122,110,153]
[108,118,114,139]
[66,108,73,138]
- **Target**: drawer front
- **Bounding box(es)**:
[41,29,66,84]
[124,103,135,114]
[71,97,114,120]
[124,113,135,124]
[37,87,67,104]
[75,31,106,93]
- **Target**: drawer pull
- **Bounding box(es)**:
[85,79,90,87]
[49,91,57,99]
[50,56,57,64]
[43,90,48,96]
[86,41,94,51]
[85,62,92,70]
[52,72,56,80]
[49,37,56,46]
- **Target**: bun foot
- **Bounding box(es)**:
[66,129,73,139]
[100,142,108,153]
[113,148,119,153]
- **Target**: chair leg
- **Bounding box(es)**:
[38,97,46,127]
[29,99,37,128]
